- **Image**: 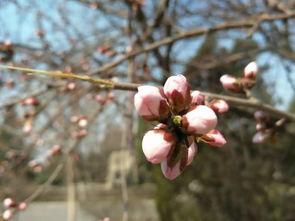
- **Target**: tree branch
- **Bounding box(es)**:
[88,12,295,75]
[1,64,294,121]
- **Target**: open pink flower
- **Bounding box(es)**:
[182,105,217,135]
[220,74,242,92]
[142,124,175,164]
[201,129,226,147]
[134,86,170,121]
[191,90,205,105]
[164,75,191,113]
[209,99,229,114]
[244,61,258,79]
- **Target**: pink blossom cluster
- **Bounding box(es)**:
[134,75,227,180]
[220,61,258,93]
[1,198,27,220]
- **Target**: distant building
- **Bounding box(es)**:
[105,150,136,189]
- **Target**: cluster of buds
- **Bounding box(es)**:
[1,198,27,220]
[220,61,258,93]
[252,111,275,143]
[134,75,227,180]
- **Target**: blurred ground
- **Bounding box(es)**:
[15,183,159,221]
[17,200,158,221]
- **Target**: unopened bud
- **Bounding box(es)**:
[191,90,205,105]
[252,131,267,143]
[182,105,217,135]
[209,99,229,114]
[3,198,16,208]
[201,129,227,147]
[48,145,62,157]
[244,61,258,79]
[134,86,169,121]
[142,124,175,164]
[163,75,191,113]
[220,75,242,93]
[2,209,13,220]
[18,202,27,211]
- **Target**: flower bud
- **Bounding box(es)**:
[163,75,191,113]
[191,90,205,105]
[3,198,16,208]
[201,129,226,147]
[256,123,265,131]
[142,124,175,164]
[209,99,229,114]
[160,137,196,181]
[78,118,88,128]
[252,131,267,143]
[21,97,39,106]
[18,202,27,211]
[134,86,170,121]
[182,105,217,135]
[220,74,242,93]
[48,144,62,157]
[254,111,267,122]
[67,82,76,91]
[95,95,106,104]
[161,160,182,180]
[187,137,197,165]
[2,209,13,220]
[244,61,258,79]
[72,129,88,139]
[6,79,14,89]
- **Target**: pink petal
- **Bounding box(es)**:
[142,126,175,164]
[183,105,217,135]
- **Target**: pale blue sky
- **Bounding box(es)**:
[1,0,294,110]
